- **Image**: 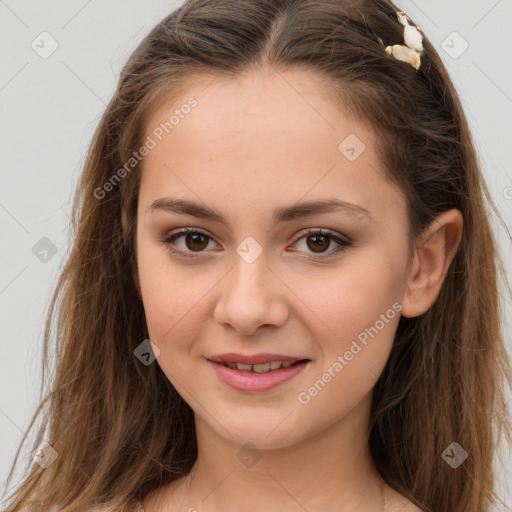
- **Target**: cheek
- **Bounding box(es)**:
[138,267,211,393]
[295,251,404,392]
[296,250,403,341]
[136,238,202,347]
[290,263,403,429]
[140,274,207,351]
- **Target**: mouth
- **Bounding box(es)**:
[207,357,311,392]
[210,359,309,373]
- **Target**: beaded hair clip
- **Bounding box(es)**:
[380,10,424,70]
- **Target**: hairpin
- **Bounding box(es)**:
[380,11,424,70]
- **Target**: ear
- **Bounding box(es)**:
[401,209,463,318]
[122,209,142,301]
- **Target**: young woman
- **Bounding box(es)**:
[3,1,511,511]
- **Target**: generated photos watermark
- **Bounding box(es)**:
[297,301,403,405]
[94,97,198,200]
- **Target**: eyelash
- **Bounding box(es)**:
[160,227,352,260]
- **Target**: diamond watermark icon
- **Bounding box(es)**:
[134,339,161,365]
[32,237,58,263]
[236,236,263,264]
[338,134,366,162]
[31,31,59,59]
[33,441,58,468]
[441,441,468,468]
[237,442,262,468]
[441,32,469,59]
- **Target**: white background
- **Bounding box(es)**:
[1,0,511,508]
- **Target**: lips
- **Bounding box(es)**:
[206,352,311,391]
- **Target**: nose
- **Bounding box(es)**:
[213,250,289,336]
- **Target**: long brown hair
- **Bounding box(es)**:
[3,1,511,511]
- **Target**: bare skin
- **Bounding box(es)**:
[130,66,462,512]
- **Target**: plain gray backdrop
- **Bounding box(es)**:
[1,0,511,508]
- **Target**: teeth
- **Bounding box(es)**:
[252,362,271,373]
[221,360,302,372]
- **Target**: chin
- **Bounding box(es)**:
[211,413,308,451]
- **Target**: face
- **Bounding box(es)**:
[133,67,412,450]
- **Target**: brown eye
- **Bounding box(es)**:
[291,229,351,259]
[306,234,331,253]
[161,228,218,258]
[183,232,209,251]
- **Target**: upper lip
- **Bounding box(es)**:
[208,353,309,365]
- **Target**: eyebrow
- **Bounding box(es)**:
[146,197,373,230]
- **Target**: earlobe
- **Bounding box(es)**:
[401,209,463,318]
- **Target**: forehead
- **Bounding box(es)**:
[144,67,361,155]
[139,68,405,229]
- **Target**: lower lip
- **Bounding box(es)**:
[208,360,309,392]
